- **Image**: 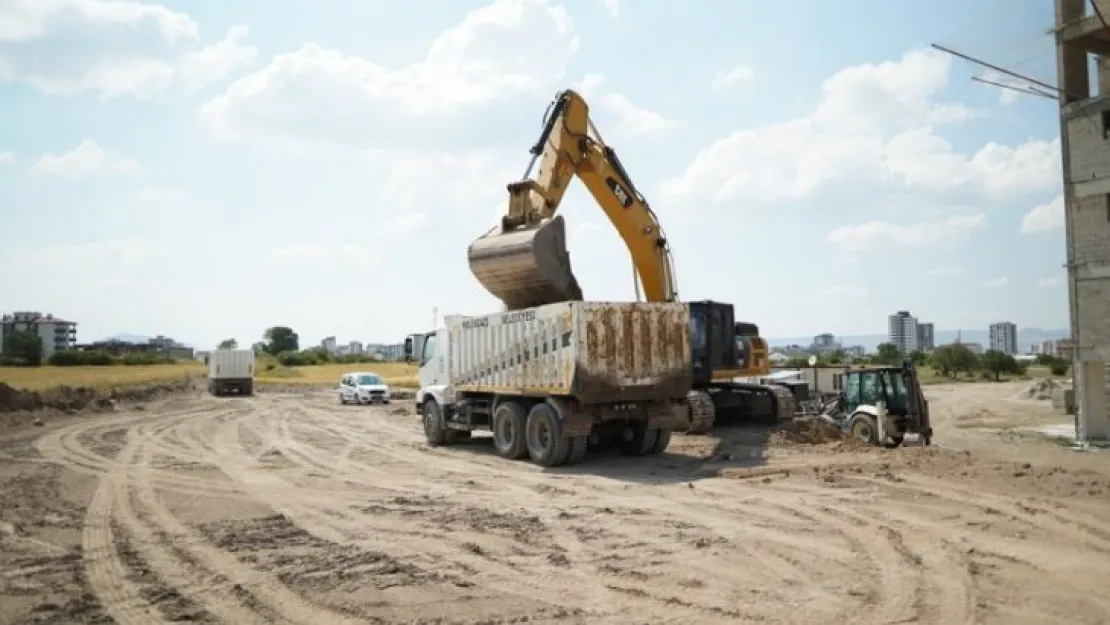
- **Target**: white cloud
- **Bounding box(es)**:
[571,73,677,138]
[0,0,253,97]
[1037,277,1061,287]
[600,0,619,17]
[133,187,186,205]
[0,151,14,165]
[925,266,963,276]
[711,65,755,94]
[808,285,869,301]
[661,49,1059,210]
[32,139,140,175]
[978,71,1034,106]
[180,25,258,91]
[267,241,379,268]
[827,213,988,252]
[1020,195,1064,233]
[21,240,166,267]
[982,276,1009,288]
[201,0,579,152]
[388,212,430,236]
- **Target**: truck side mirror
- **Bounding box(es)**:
[403,337,413,362]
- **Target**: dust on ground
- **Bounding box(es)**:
[1,380,1108,624]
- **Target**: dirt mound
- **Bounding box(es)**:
[0,379,197,415]
[1025,378,1060,400]
[771,417,847,445]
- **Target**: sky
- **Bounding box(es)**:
[0,0,1069,349]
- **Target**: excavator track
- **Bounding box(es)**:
[763,384,797,424]
[681,389,716,435]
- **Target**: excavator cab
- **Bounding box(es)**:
[688,301,738,386]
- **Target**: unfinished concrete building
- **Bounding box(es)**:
[1056,0,1110,441]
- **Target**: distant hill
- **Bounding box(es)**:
[768,328,1070,353]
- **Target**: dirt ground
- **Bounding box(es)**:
[1,380,1108,625]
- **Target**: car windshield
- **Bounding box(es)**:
[358,374,382,385]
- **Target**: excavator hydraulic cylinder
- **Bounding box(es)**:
[467,215,584,311]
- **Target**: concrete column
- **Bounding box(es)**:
[1078,360,1110,441]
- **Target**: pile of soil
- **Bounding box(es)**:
[1025,378,1060,401]
[770,416,848,445]
[0,378,197,414]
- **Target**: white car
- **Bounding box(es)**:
[338,372,391,405]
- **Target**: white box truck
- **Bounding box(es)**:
[206,349,255,396]
[405,301,692,467]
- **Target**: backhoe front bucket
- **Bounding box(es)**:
[467,215,584,311]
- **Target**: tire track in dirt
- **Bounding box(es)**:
[81,444,167,624]
[124,427,363,625]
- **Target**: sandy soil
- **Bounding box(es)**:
[1,380,1108,624]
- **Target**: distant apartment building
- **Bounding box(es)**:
[916,322,935,352]
[321,336,337,353]
[888,311,918,353]
[810,333,838,352]
[844,345,866,358]
[961,341,985,355]
[0,311,77,359]
[348,341,363,355]
[1041,338,1075,359]
[989,322,1018,355]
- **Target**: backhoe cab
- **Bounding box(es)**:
[828,363,933,447]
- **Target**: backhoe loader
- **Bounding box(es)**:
[467,89,795,434]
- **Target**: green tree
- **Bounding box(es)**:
[263,326,299,355]
[931,344,979,378]
[980,350,1021,381]
[218,338,238,349]
[875,342,902,365]
[1048,357,1069,376]
[908,350,929,367]
[2,330,43,366]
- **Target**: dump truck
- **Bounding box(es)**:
[206,348,254,397]
[406,300,692,467]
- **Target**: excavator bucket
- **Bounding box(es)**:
[467,215,584,311]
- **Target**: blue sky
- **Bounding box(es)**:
[0,0,1067,349]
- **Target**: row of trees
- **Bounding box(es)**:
[781,342,1069,380]
[0,330,178,368]
[220,327,402,368]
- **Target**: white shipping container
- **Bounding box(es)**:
[445,301,692,404]
[208,349,255,380]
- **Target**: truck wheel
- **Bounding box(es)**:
[525,403,570,467]
[423,400,449,447]
[620,424,658,456]
[648,428,672,455]
[492,401,528,460]
[565,436,588,465]
[848,414,879,445]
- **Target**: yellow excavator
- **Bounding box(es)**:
[467,89,795,433]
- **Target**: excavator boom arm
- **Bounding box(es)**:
[468,89,678,310]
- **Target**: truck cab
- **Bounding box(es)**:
[405,329,446,416]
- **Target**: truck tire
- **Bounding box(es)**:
[492,401,529,460]
[648,428,672,455]
[620,423,658,456]
[423,400,450,447]
[565,436,588,465]
[848,413,879,445]
[525,403,571,467]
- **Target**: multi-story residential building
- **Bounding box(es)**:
[916,322,935,352]
[1054,0,1109,440]
[321,336,337,353]
[844,345,866,358]
[348,341,363,355]
[887,311,918,354]
[0,311,77,359]
[811,333,837,351]
[988,322,1019,355]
